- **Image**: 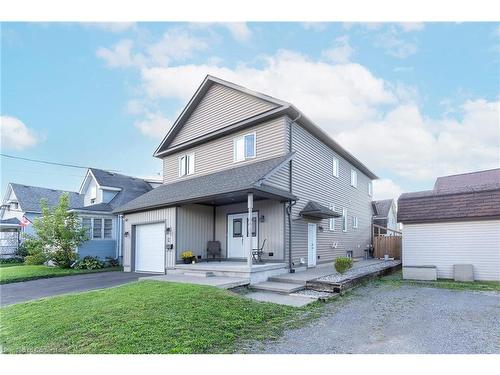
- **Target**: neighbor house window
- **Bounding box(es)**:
[92,218,102,239]
[353,216,358,229]
[342,209,347,232]
[234,133,256,162]
[332,157,339,178]
[82,218,92,238]
[329,204,336,231]
[350,170,358,188]
[178,153,195,177]
[104,219,113,239]
[368,181,373,197]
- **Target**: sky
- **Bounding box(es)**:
[1,22,499,200]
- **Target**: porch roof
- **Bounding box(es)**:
[299,201,342,219]
[114,154,296,214]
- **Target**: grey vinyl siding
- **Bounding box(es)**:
[288,117,373,266]
[215,199,285,261]
[176,204,214,261]
[170,83,278,148]
[265,163,290,190]
[122,207,176,272]
[162,116,288,184]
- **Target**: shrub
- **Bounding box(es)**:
[0,257,24,264]
[23,239,48,265]
[52,248,79,268]
[15,243,29,259]
[25,252,48,265]
[105,257,119,267]
[74,256,104,270]
[334,257,353,274]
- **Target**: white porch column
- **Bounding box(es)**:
[246,192,254,268]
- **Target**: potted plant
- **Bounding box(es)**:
[181,251,195,264]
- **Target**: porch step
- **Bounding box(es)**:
[251,281,304,294]
[268,275,307,286]
[168,269,215,277]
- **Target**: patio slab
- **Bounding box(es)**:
[245,291,316,307]
[139,274,250,289]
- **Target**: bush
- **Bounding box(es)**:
[334,257,353,274]
[0,257,24,264]
[51,248,78,269]
[105,257,119,267]
[15,243,29,258]
[23,239,48,265]
[74,256,104,270]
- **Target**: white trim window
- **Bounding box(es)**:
[342,208,348,232]
[233,132,256,162]
[332,157,339,178]
[82,217,92,238]
[178,153,195,177]
[353,216,359,229]
[368,181,373,197]
[329,204,336,231]
[82,217,113,240]
[350,169,358,188]
[92,218,103,239]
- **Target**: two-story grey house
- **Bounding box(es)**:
[115,76,377,282]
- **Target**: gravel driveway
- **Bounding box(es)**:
[246,283,500,354]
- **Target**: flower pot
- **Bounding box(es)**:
[183,258,191,264]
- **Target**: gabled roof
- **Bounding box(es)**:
[372,199,394,218]
[74,168,153,212]
[153,75,378,180]
[299,201,342,219]
[8,183,83,214]
[398,168,500,224]
[114,154,296,214]
[0,217,21,227]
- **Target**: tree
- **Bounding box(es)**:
[24,193,88,268]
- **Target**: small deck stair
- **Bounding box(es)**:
[251,281,304,294]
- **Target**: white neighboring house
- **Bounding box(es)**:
[372,199,398,235]
[398,169,500,281]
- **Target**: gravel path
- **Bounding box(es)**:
[245,283,500,354]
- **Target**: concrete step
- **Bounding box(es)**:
[268,276,307,286]
[251,281,304,294]
[167,269,215,277]
[245,291,315,307]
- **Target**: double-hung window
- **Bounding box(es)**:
[83,217,113,240]
[178,153,195,177]
[353,216,358,229]
[332,157,339,178]
[329,204,336,231]
[82,217,92,238]
[350,169,358,188]
[92,218,103,239]
[342,208,348,232]
[104,219,113,238]
[234,133,256,162]
[368,181,373,197]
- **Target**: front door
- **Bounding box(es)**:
[307,223,317,267]
[227,212,258,258]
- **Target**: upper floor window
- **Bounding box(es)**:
[234,133,256,162]
[329,204,336,231]
[178,153,195,177]
[9,202,19,210]
[342,208,348,232]
[332,157,339,178]
[368,181,373,197]
[353,216,359,229]
[350,169,358,188]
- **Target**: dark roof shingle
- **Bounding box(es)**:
[10,183,83,213]
[372,199,393,218]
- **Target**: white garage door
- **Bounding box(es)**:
[135,222,165,273]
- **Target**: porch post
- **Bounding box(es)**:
[247,192,254,268]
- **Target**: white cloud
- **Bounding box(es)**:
[96,39,144,68]
[140,50,396,131]
[376,29,418,59]
[337,99,500,182]
[322,35,354,64]
[302,22,328,32]
[84,22,136,33]
[221,23,252,42]
[397,23,425,32]
[0,116,39,151]
[373,179,404,201]
[134,112,173,138]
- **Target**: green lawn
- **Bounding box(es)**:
[0,265,122,284]
[377,271,500,292]
[0,281,317,354]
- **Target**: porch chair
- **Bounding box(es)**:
[206,241,222,262]
[252,239,267,264]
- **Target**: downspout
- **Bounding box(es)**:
[118,214,123,264]
[286,112,301,273]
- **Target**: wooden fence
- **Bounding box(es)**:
[372,224,402,260]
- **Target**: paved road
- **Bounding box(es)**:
[0,272,144,306]
[246,284,500,354]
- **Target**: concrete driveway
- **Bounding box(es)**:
[246,283,500,354]
[0,271,145,306]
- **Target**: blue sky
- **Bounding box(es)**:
[1,22,499,199]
